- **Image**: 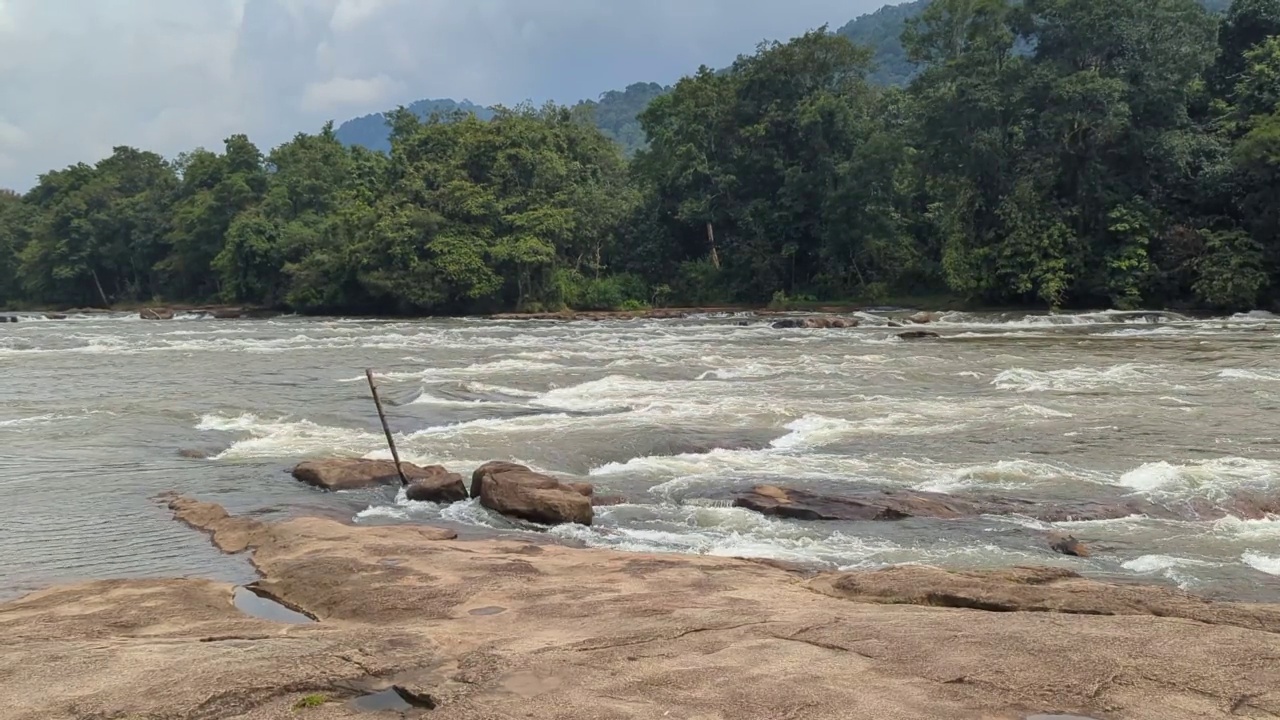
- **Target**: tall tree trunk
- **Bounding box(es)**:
[90,268,110,308]
[706,221,720,269]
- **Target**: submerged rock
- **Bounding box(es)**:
[734,485,1150,524]
[292,458,453,492]
[898,330,942,340]
[472,461,593,526]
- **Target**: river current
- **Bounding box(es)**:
[2,309,1279,602]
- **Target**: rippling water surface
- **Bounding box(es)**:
[3,309,1280,601]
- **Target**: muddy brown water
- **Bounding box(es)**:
[3,309,1280,602]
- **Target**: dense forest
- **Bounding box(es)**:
[1,0,1278,315]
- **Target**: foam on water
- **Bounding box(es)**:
[993,363,1167,393]
[1217,368,1280,382]
[1121,555,1217,589]
[1117,458,1280,496]
[1242,552,1280,576]
[915,459,1106,493]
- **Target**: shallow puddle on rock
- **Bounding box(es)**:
[232,586,315,624]
[348,687,435,713]
[349,689,412,713]
[468,606,506,616]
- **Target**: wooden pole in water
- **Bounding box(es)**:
[365,368,409,486]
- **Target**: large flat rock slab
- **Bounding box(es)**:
[1,496,1277,719]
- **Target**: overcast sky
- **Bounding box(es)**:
[0,0,891,190]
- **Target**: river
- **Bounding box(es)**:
[2,309,1279,602]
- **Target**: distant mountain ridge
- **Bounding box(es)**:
[334,0,1233,153]
[334,83,667,155]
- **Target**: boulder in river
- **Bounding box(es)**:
[898,330,942,340]
[909,311,942,324]
[293,458,450,492]
[472,461,593,526]
[405,467,468,504]
[0,315,17,323]
[140,307,175,320]
[1049,533,1091,558]
[733,485,1152,524]
[771,317,859,329]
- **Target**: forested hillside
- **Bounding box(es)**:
[335,83,668,157]
[337,0,1237,157]
[2,0,1278,316]
[835,0,1234,87]
[335,99,495,153]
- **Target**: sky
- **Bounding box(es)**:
[0,0,891,190]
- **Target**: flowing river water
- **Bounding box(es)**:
[3,309,1280,602]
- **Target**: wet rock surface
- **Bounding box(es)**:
[898,330,942,340]
[1,497,1276,720]
[733,484,1280,525]
[1048,533,1091,558]
[292,458,450,492]
[404,467,468,504]
[733,485,1150,523]
[472,462,594,526]
[770,316,860,329]
[139,306,175,320]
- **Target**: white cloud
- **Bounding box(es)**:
[0,0,886,190]
[0,118,27,150]
[301,74,402,112]
[330,0,392,32]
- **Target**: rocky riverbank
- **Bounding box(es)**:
[0,496,1277,720]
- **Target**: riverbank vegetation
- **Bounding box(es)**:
[1,0,1278,314]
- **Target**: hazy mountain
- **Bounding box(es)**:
[335,0,1234,154]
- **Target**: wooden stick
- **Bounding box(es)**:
[365,368,409,486]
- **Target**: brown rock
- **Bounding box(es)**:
[806,565,1280,631]
[1049,533,1091,558]
[734,485,1152,524]
[771,316,859,329]
[479,470,594,526]
[292,458,449,491]
[471,461,593,524]
[565,482,594,498]
[909,311,942,324]
[3,499,1278,720]
[735,485,974,521]
[591,494,628,507]
[898,330,941,340]
[470,460,532,498]
[139,307,174,320]
[405,467,468,504]
[43,313,67,320]
[177,448,211,459]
